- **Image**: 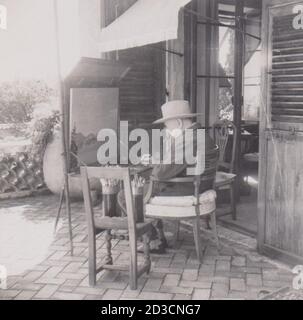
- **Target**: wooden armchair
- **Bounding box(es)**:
[213,120,238,220]
[81,166,153,290]
[144,147,219,263]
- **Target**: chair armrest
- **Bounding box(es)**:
[150,176,196,184]
[144,176,197,205]
[143,180,154,205]
[218,162,234,173]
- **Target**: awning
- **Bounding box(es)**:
[66,58,130,87]
[98,0,192,53]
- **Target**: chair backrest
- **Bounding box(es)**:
[164,145,219,195]
[187,145,219,213]
[201,144,219,182]
[194,144,219,196]
[213,120,237,173]
[80,166,136,237]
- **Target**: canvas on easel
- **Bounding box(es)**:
[70,88,119,166]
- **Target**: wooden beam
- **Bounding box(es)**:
[166,10,185,100]
[233,0,244,191]
[196,0,219,127]
[204,2,212,128]
[208,0,220,127]
[184,0,197,111]
[219,0,261,10]
[53,0,73,256]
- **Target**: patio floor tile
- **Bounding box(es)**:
[0,194,294,300]
[192,289,211,300]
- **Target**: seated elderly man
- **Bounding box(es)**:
[118,100,217,253]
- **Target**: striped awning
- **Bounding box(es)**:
[98,0,191,53]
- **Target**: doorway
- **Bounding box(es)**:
[215,0,262,237]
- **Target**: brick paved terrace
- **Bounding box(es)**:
[0,195,294,300]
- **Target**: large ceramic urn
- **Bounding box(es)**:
[43,130,101,199]
[43,130,65,195]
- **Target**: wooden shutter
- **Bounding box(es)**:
[259,1,303,264]
[269,4,303,126]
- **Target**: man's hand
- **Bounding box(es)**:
[141,154,152,166]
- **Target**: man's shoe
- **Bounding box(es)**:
[138,240,167,254]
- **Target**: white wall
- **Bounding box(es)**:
[0,0,57,83]
[56,0,103,77]
[0,0,103,82]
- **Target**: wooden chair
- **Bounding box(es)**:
[213,120,238,220]
[81,166,153,290]
[144,147,219,263]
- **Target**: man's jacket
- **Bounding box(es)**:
[151,123,217,196]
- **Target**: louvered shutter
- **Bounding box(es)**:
[259,1,303,262]
[269,3,303,127]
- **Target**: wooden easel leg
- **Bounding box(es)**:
[64,183,74,256]
[54,187,65,233]
[53,184,74,256]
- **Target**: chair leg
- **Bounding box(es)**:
[143,232,151,275]
[172,220,180,246]
[105,230,113,265]
[206,216,211,230]
[88,233,97,286]
[129,233,138,290]
[193,217,203,263]
[156,219,167,247]
[210,212,220,250]
[230,182,237,221]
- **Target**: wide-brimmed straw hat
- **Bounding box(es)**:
[153,100,201,125]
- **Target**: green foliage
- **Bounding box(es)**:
[219,87,233,121]
[27,110,60,159]
[219,28,234,121]
[0,80,56,124]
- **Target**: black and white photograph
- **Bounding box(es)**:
[1,0,303,306]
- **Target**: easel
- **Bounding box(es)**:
[53,152,89,254]
[51,0,130,257]
[53,0,73,256]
